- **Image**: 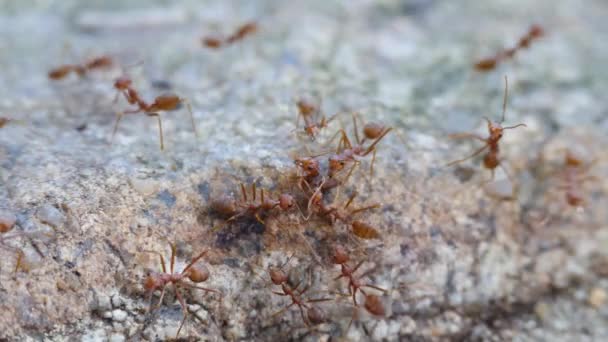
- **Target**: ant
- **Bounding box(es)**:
[202,21,258,49]
[307,187,382,240]
[447,76,526,181]
[0,117,11,128]
[294,98,338,140]
[48,55,114,80]
[211,183,296,228]
[268,255,330,326]
[111,75,198,150]
[474,24,544,71]
[327,114,392,178]
[331,245,386,329]
[552,149,598,207]
[143,242,221,338]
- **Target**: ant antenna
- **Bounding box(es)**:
[500,75,508,123]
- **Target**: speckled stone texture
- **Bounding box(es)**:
[1,0,607,341]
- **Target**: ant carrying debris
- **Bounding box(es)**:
[268,255,331,326]
[331,245,386,329]
[202,21,258,49]
[474,24,544,71]
[447,76,526,181]
[143,242,221,338]
[111,75,198,150]
[210,183,296,228]
[48,55,114,80]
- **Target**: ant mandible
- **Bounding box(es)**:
[447,76,526,180]
[111,75,198,150]
[143,242,221,338]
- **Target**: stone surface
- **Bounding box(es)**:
[1,0,608,341]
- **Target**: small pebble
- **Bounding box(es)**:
[588,287,607,309]
[129,177,158,196]
[109,334,125,342]
[36,204,65,229]
[112,309,128,322]
[97,294,112,311]
[0,210,16,233]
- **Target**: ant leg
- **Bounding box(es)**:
[298,304,309,326]
[362,284,386,293]
[255,213,265,225]
[143,250,167,273]
[240,183,248,202]
[273,291,289,296]
[13,249,24,275]
[352,112,360,145]
[370,148,377,176]
[446,144,489,167]
[175,287,188,338]
[182,250,208,274]
[350,204,381,215]
[170,242,176,274]
[447,132,487,142]
[110,112,124,145]
[146,113,164,151]
[352,260,365,274]
[181,283,221,295]
[180,98,198,138]
[363,127,392,156]
[272,302,295,318]
[252,183,256,202]
[154,285,168,310]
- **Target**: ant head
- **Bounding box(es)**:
[86,55,113,69]
[363,122,385,140]
[143,274,162,292]
[296,99,317,117]
[114,76,132,90]
[48,65,73,80]
[332,244,349,264]
[364,294,386,317]
[566,192,584,207]
[279,194,294,210]
[203,37,223,49]
[187,265,210,283]
[307,306,327,325]
[529,24,544,38]
[328,156,346,175]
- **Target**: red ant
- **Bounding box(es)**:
[447,76,526,180]
[202,21,258,49]
[553,149,598,207]
[48,55,114,80]
[327,114,392,178]
[0,117,11,128]
[306,183,382,240]
[332,245,386,329]
[111,75,197,150]
[475,24,544,71]
[268,255,330,326]
[211,183,296,228]
[143,242,221,338]
[294,98,338,140]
